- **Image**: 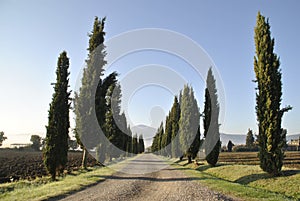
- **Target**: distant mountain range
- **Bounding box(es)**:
[131,124,300,148]
[220,133,245,146]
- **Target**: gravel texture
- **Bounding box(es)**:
[57,154,239,201]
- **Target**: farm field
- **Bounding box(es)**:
[0,149,299,184]
[218,151,300,169]
[0,149,97,182]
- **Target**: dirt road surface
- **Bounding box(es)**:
[56,154,237,201]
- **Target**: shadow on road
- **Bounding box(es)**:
[129,159,167,163]
[98,174,203,182]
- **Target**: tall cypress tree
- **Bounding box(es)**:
[96,72,118,129]
[119,112,129,155]
[189,126,201,159]
[126,125,133,156]
[161,112,172,156]
[203,68,221,167]
[254,12,292,176]
[151,131,159,153]
[158,122,164,155]
[170,96,180,158]
[151,122,164,153]
[74,17,106,168]
[178,85,200,163]
[44,51,71,180]
[94,72,118,163]
[104,83,124,160]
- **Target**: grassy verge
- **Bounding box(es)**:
[172,160,300,201]
[0,167,115,201]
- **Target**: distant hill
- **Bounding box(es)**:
[286,133,300,143]
[131,124,157,148]
[220,133,300,146]
[220,133,246,146]
[129,125,300,148]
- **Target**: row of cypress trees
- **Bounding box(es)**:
[44,11,292,179]
[151,67,221,166]
[43,17,145,180]
[73,17,145,167]
[151,12,292,175]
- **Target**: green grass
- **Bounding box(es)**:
[0,167,114,201]
[173,160,300,201]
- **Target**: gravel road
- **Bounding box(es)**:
[57,154,238,201]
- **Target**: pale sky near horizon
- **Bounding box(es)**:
[1,1,300,146]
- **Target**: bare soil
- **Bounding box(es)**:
[0,149,96,182]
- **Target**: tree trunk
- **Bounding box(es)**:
[187,155,192,163]
[179,155,183,161]
[51,172,56,181]
[81,147,87,169]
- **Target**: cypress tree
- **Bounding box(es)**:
[151,122,164,154]
[119,112,129,155]
[254,12,292,176]
[161,112,172,156]
[178,85,200,163]
[44,51,71,180]
[132,134,138,154]
[151,131,159,153]
[126,126,133,156]
[188,126,201,159]
[203,68,221,167]
[74,17,106,168]
[138,134,145,153]
[104,83,124,160]
[95,72,119,162]
[158,122,164,155]
[170,96,180,158]
[246,129,254,148]
[96,72,118,129]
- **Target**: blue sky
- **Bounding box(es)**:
[0,1,299,146]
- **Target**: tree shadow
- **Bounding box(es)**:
[195,163,225,172]
[173,159,183,164]
[281,169,300,176]
[234,169,300,185]
[234,173,269,185]
[163,167,191,171]
[195,165,211,172]
[130,159,166,163]
[183,162,192,166]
